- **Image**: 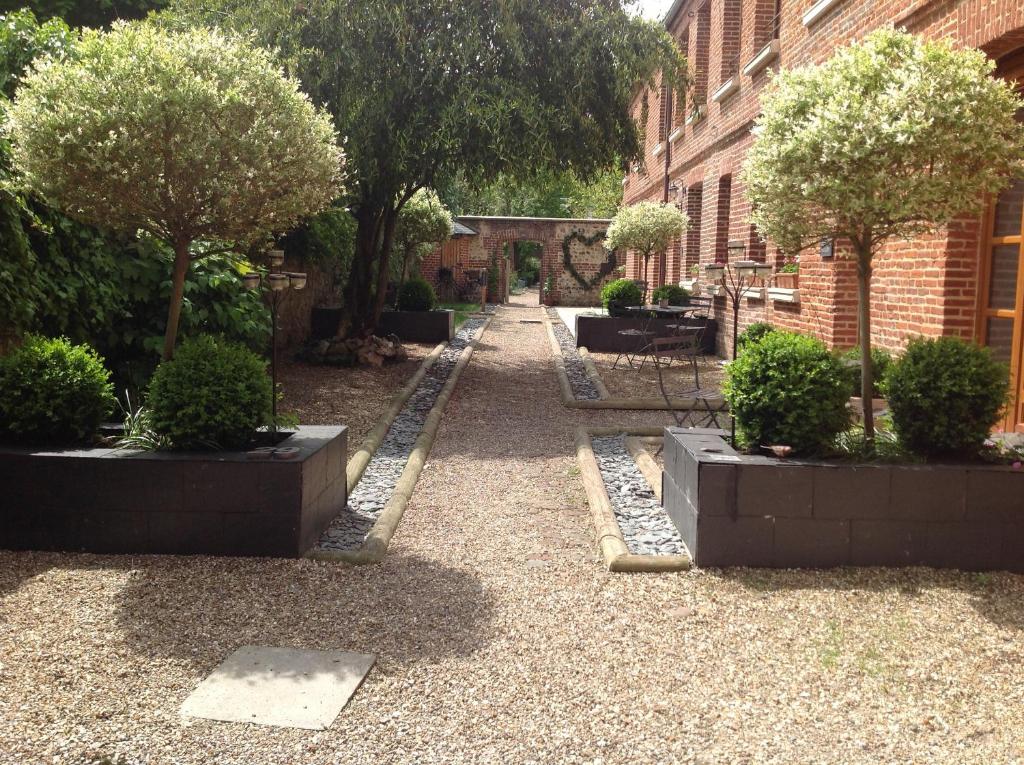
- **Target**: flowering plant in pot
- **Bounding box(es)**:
[774,256,799,289]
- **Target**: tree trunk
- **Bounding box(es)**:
[856,241,875,447]
[370,207,398,328]
[161,240,192,361]
[341,208,382,337]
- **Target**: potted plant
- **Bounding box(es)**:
[774,256,799,289]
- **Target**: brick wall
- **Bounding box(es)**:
[624,0,1024,358]
[420,217,619,307]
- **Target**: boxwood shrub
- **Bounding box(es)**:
[650,284,690,306]
[601,278,643,311]
[839,346,894,398]
[736,322,776,353]
[397,276,437,311]
[723,331,850,453]
[0,335,114,444]
[147,335,273,449]
[884,337,1007,457]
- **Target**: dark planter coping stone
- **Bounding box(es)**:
[575,314,717,355]
[0,425,346,558]
[378,309,454,343]
[661,427,1024,571]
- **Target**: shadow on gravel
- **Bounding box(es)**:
[109,552,495,666]
[718,566,1024,630]
[0,550,54,598]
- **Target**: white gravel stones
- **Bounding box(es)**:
[546,309,601,400]
[591,434,686,556]
[317,318,487,551]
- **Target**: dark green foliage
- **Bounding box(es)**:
[519,253,541,285]
[736,322,777,352]
[3,1,166,28]
[396,277,437,312]
[281,206,356,266]
[147,335,273,449]
[883,337,1008,457]
[0,335,114,444]
[723,331,850,453]
[839,346,894,398]
[601,278,643,310]
[650,284,690,306]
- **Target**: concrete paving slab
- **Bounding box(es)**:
[181,645,375,730]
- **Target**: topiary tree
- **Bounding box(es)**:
[604,201,687,299]
[396,276,437,312]
[6,22,343,361]
[600,278,643,314]
[743,28,1024,445]
[650,284,690,306]
[393,189,452,295]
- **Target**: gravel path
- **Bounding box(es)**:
[2,294,1024,764]
[318,318,488,551]
[591,434,686,556]
[546,308,601,400]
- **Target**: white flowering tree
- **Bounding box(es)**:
[6,23,343,359]
[605,200,688,297]
[393,188,453,292]
[743,28,1024,443]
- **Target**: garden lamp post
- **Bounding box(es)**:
[243,249,306,419]
[707,242,772,444]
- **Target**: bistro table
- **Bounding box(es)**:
[612,305,699,369]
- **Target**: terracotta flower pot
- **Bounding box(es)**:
[774,272,799,289]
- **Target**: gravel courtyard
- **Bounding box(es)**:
[2,293,1023,764]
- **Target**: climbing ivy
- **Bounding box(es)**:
[561,229,617,290]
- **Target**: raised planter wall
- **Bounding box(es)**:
[575,315,717,355]
[0,426,346,558]
[378,310,454,343]
[662,427,1024,571]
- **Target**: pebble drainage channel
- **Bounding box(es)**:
[591,435,686,556]
[317,316,488,552]
[546,308,600,401]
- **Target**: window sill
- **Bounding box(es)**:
[652,142,665,158]
[768,287,800,304]
[668,126,684,143]
[742,39,780,77]
[802,0,845,27]
[711,78,739,104]
[685,105,706,126]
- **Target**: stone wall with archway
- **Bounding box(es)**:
[420,216,619,306]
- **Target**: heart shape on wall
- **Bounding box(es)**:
[562,230,617,290]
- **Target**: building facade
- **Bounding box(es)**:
[624,0,1024,432]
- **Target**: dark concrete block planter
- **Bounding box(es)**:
[661,427,1024,571]
[379,310,454,343]
[576,315,717,355]
[0,426,346,558]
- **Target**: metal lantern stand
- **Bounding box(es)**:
[243,249,307,419]
[705,241,773,444]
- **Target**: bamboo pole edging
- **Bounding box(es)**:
[311,315,494,565]
[542,310,730,412]
[346,341,447,493]
[575,426,691,573]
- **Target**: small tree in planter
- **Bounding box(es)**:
[393,189,453,295]
[743,28,1024,445]
[604,201,687,300]
[7,23,343,360]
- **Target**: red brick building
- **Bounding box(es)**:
[624,0,1024,432]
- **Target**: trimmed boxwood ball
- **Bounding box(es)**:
[147,335,273,449]
[839,346,894,398]
[650,284,690,306]
[397,276,437,312]
[884,337,1007,457]
[723,331,850,453]
[736,322,776,353]
[601,278,643,311]
[0,335,114,444]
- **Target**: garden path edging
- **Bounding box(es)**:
[309,314,494,565]
[575,426,691,573]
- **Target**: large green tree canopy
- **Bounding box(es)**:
[0,0,166,28]
[742,28,1024,442]
[7,22,343,359]
[167,0,684,335]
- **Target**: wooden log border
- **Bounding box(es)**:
[575,426,691,573]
